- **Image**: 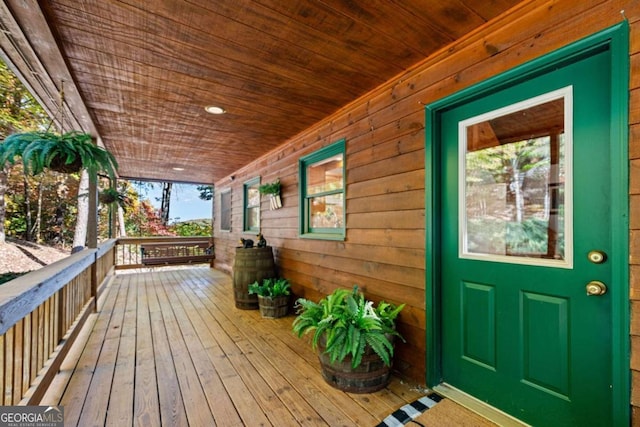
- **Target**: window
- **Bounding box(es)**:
[299,139,345,239]
[220,190,232,231]
[244,177,260,232]
[459,87,572,268]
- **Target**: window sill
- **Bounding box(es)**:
[299,232,345,241]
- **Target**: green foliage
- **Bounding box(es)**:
[4,162,81,245]
[292,286,405,369]
[98,187,128,206]
[0,271,27,285]
[248,277,291,298]
[258,179,281,195]
[0,131,118,178]
[197,185,213,201]
[5,215,26,236]
[169,219,212,237]
[123,198,173,237]
[0,60,48,139]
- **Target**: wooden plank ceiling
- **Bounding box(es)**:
[2,0,521,184]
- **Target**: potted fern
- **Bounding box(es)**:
[248,277,291,318]
[99,187,129,206]
[0,131,118,178]
[292,286,405,393]
[258,179,282,210]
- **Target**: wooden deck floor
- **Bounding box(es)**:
[40,267,428,426]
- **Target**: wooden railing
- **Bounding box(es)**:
[115,236,214,269]
[0,239,116,405]
[0,236,212,405]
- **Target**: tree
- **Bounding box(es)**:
[466,136,558,255]
[160,182,172,226]
[197,185,213,201]
[72,170,89,250]
[0,59,49,243]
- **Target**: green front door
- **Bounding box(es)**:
[431,31,627,426]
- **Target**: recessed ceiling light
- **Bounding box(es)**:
[172,167,185,171]
[205,105,226,114]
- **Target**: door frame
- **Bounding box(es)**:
[425,23,629,424]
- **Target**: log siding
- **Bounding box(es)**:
[212,0,640,421]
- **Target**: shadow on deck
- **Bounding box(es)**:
[41,267,428,426]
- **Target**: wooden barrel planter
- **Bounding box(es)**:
[317,339,393,393]
[258,295,289,319]
[232,246,276,309]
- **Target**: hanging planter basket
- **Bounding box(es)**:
[259,179,282,210]
[99,188,118,204]
[48,155,83,174]
[0,131,118,178]
[0,81,118,176]
[268,193,282,210]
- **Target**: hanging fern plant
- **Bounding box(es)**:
[0,131,118,178]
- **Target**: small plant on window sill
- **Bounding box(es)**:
[259,179,282,210]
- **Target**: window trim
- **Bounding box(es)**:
[298,139,346,240]
[243,177,261,232]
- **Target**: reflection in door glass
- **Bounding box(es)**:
[461,90,571,266]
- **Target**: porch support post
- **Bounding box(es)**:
[87,170,98,249]
[109,178,117,239]
[88,158,98,312]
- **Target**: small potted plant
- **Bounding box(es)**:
[292,286,405,393]
[258,179,282,210]
[248,277,291,318]
[0,131,118,178]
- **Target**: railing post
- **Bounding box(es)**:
[87,168,98,250]
[57,285,64,348]
[91,253,98,313]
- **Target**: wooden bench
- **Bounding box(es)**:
[140,241,214,266]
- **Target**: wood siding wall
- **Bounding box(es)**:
[213,0,640,415]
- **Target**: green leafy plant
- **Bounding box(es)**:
[292,286,405,369]
[248,277,291,298]
[0,131,118,178]
[99,187,124,205]
[258,179,281,195]
[0,272,28,285]
[170,219,212,237]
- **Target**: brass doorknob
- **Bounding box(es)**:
[587,250,607,264]
[586,280,607,296]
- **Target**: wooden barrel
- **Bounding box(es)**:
[258,295,289,319]
[317,336,394,393]
[233,246,276,309]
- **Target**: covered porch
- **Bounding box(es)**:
[41,267,428,426]
[0,238,505,425]
[1,1,638,425]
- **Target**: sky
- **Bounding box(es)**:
[136,182,212,222]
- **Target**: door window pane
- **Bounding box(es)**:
[459,88,573,268]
